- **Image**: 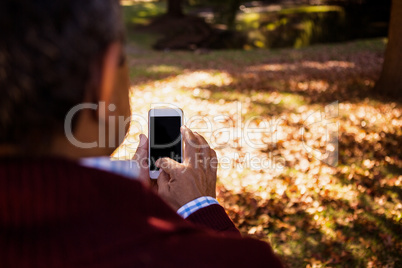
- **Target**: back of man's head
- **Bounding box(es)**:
[0,0,123,153]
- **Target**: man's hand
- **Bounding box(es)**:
[156,126,218,211]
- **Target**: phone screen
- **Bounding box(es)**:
[149,116,182,171]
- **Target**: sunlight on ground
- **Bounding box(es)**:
[246,61,355,72]
[121,0,156,7]
[112,39,402,266]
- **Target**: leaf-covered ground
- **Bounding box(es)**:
[114,38,401,267]
[117,3,402,267]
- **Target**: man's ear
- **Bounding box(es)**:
[98,42,121,120]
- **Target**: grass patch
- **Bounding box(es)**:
[279,5,344,15]
[122,1,166,27]
[129,64,182,81]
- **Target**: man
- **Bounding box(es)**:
[0,0,283,267]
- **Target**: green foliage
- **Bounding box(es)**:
[122,1,166,27]
[121,1,388,50]
[189,0,249,29]
[237,5,347,49]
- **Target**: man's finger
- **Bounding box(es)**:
[133,134,150,186]
[133,134,148,161]
[194,132,211,169]
[155,157,181,176]
[181,126,199,166]
[157,171,170,194]
[210,149,218,171]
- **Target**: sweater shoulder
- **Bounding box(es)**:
[0,157,155,226]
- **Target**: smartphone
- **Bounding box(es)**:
[148,108,183,179]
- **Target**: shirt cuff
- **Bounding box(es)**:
[177,196,220,218]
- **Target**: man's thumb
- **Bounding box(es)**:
[155,157,180,175]
[134,134,148,161]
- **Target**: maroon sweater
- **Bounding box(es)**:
[0,158,283,267]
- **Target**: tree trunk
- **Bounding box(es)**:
[226,0,241,31]
[167,0,184,17]
[374,0,402,98]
